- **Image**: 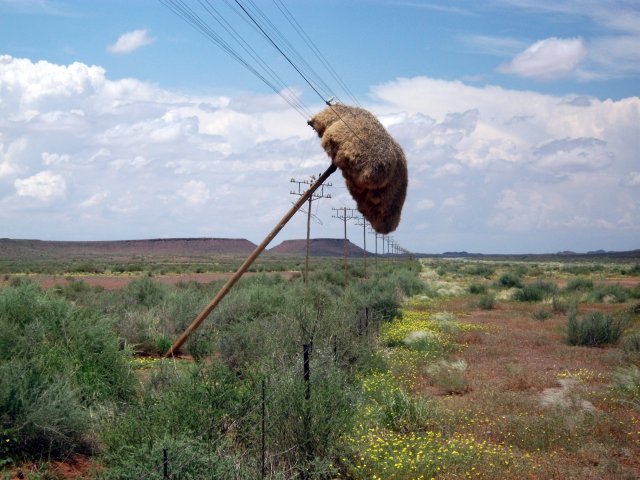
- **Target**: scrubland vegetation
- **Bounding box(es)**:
[1,257,639,478]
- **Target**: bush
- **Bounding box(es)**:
[532,309,552,321]
[552,295,570,314]
[613,365,640,408]
[0,283,134,462]
[513,281,557,302]
[100,362,253,478]
[468,283,487,295]
[478,294,495,310]
[590,284,630,303]
[565,277,594,292]
[426,359,469,394]
[497,272,523,289]
[566,310,626,347]
[465,264,495,278]
[622,331,640,355]
[622,264,640,276]
[125,276,167,307]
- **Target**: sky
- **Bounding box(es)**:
[0,0,639,254]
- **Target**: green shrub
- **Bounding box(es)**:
[497,272,523,289]
[465,264,495,278]
[0,283,134,461]
[622,264,640,276]
[552,295,569,314]
[426,359,469,394]
[561,264,604,275]
[622,331,640,355]
[468,283,487,294]
[478,294,495,310]
[566,310,626,347]
[532,309,552,321]
[125,276,167,307]
[613,365,640,408]
[590,284,630,303]
[513,281,557,302]
[100,361,253,478]
[565,277,594,292]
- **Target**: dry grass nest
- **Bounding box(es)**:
[308,104,407,234]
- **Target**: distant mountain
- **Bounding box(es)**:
[0,238,257,261]
[269,238,368,257]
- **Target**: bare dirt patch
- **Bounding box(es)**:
[425,295,640,478]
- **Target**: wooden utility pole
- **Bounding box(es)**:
[354,215,368,279]
[369,227,378,273]
[332,206,357,286]
[290,175,332,286]
[164,165,337,357]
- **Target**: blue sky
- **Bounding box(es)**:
[1,0,639,253]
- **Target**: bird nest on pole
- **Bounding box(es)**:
[308,104,407,234]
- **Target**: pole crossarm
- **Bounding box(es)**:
[164,164,338,357]
[290,174,332,286]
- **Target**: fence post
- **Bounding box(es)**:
[302,343,312,479]
[163,448,169,480]
[261,378,266,479]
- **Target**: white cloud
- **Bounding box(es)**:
[79,191,108,208]
[415,198,435,211]
[41,152,71,166]
[0,138,28,177]
[177,180,211,206]
[499,37,587,79]
[532,137,613,174]
[108,29,155,54]
[0,55,638,253]
[442,194,466,209]
[625,172,640,187]
[14,170,66,200]
[459,34,526,56]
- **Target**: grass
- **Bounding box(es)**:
[566,310,627,347]
[2,256,639,478]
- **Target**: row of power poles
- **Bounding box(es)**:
[290,176,412,286]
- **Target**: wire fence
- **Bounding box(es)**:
[130,306,385,479]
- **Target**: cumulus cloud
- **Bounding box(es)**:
[499,37,587,79]
[14,170,66,200]
[532,137,613,174]
[177,180,211,206]
[108,29,155,54]
[415,198,435,211]
[0,55,638,253]
[625,172,640,187]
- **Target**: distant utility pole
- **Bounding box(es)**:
[368,227,378,273]
[354,214,368,279]
[290,175,332,286]
[332,206,358,286]
[386,236,393,262]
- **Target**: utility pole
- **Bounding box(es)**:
[332,206,358,286]
[290,175,332,286]
[354,214,368,279]
[368,227,378,273]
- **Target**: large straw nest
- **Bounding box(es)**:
[308,104,407,234]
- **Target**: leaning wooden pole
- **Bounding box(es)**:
[164,164,338,357]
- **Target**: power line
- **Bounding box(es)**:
[233,0,329,105]
[271,0,361,108]
[160,0,311,120]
